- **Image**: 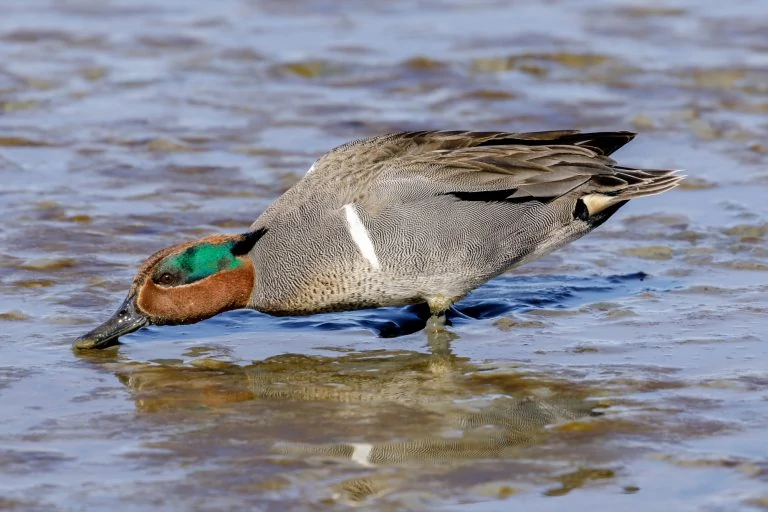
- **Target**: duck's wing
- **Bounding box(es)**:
[317,130,636,167]
[252,130,679,226]
[357,140,680,213]
[300,130,634,191]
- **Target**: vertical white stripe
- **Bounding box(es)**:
[306,162,316,174]
[349,442,373,466]
[343,203,381,270]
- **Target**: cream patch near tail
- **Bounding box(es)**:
[581,193,618,216]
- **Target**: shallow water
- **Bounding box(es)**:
[1,0,767,509]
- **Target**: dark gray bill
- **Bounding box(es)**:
[72,296,148,350]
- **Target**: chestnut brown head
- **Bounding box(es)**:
[73,229,266,350]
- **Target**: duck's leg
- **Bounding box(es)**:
[426,316,455,356]
[425,312,448,333]
[425,296,458,356]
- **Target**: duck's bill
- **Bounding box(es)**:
[72,296,148,350]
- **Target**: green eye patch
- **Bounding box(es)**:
[155,242,242,285]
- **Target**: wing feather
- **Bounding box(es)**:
[251,130,679,228]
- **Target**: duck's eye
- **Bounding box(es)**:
[156,272,177,286]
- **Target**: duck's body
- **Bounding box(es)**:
[74,130,682,349]
[248,130,678,315]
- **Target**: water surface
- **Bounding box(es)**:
[1,0,767,509]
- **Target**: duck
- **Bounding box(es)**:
[73,130,682,349]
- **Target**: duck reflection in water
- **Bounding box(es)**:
[87,346,607,501]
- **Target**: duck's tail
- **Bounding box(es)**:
[581,167,684,218]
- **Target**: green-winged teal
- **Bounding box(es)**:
[73,130,682,349]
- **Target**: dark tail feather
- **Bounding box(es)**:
[476,131,636,156]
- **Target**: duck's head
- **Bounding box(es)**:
[72,229,266,350]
